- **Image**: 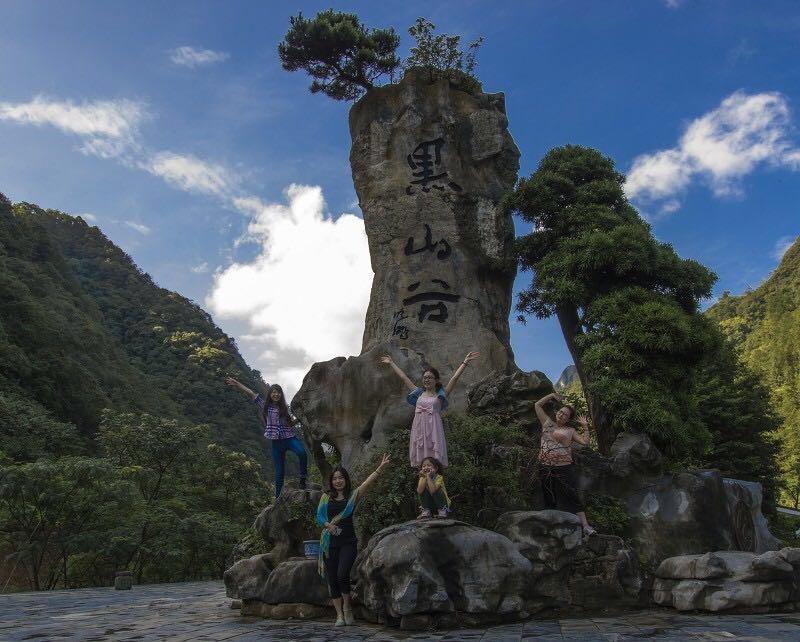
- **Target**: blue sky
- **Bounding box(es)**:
[1,0,799,396]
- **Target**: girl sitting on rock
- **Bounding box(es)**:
[535,391,596,538]
[225,377,307,497]
[380,351,479,469]
[317,453,391,627]
[417,456,451,518]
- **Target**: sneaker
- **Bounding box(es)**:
[417,507,432,520]
[334,616,345,627]
[436,507,449,518]
[343,608,355,625]
[299,477,307,490]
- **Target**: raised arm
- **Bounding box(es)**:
[444,351,480,397]
[356,454,391,498]
[225,377,257,400]
[380,356,417,392]
[573,414,591,446]
[534,392,561,426]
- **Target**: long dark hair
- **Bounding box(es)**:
[328,466,352,499]
[422,367,443,392]
[263,384,291,423]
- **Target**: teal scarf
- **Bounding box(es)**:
[316,490,358,577]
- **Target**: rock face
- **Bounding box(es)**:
[554,365,578,391]
[353,519,532,628]
[467,369,554,434]
[495,510,644,610]
[724,478,784,554]
[255,488,322,567]
[574,433,780,567]
[652,549,800,611]
[224,553,273,601]
[293,70,521,473]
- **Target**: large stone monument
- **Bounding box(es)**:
[293,69,523,473]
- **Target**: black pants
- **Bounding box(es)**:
[539,463,584,513]
[325,542,358,599]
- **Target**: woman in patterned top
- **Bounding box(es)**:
[535,391,596,538]
[226,377,308,497]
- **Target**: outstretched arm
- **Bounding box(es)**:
[573,414,591,446]
[356,454,391,498]
[535,392,560,426]
[226,377,257,400]
[444,351,479,397]
[380,356,417,392]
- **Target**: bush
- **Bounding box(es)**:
[355,414,537,541]
[585,494,630,538]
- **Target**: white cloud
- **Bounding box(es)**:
[124,221,151,234]
[191,262,210,274]
[207,184,372,397]
[626,91,800,213]
[773,235,796,261]
[170,46,229,68]
[664,0,684,8]
[0,96,147,158]
[79,212,98,223]
[147,152,235,197]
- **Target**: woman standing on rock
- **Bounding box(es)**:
[225,377,307,497]
[317,454,391,627]
[535,391,596,538]
[380,351,479,469]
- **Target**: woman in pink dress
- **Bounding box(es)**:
[380,351,479,469]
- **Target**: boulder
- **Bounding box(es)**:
[223,553,273,601]
[353,519,532,626]
[262,557,329,606]
[293,68,523,473]
[495,510,644,609]
[467,369,554,434]
[653,547,800,611]
[253,488,322,567]
[723,478,783,553]
[609,432,662,477]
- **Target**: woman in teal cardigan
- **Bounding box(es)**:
[316,453,390,627]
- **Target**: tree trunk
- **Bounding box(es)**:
[555,304,614,454]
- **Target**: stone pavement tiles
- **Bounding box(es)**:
[2,581,800,641]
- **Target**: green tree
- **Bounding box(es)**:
[404,17,484,90]
[504,145,718,455]
[278,10,401,101]
[0,457,135,590]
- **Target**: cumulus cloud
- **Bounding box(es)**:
[170,46,229,67]
[207,184,372,397]
[626,91,800,214]
[191,262,210,274]
[773,235,796,261]
[0,96,147,158]
[147,152,236,197]
[124,221,151,234]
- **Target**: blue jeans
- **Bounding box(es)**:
[271,436,308,497]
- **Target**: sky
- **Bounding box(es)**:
[1,0,799,398]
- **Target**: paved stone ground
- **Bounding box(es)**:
[2,581,800,641]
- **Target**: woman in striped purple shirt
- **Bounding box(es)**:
[226,377,308,497]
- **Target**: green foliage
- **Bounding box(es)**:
[769,513,800,548]
[355,415,535,541]
[506,145,718,456]
[0,199,271,472]
[707,236,800,507]
[278,10,401,100]
[585,494,629,538]
[404,18,484,92]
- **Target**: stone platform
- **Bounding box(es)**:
[2,581,800,641]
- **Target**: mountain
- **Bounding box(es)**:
[0,194,271,471]
[706,235,800,506]
[554,365,578,391]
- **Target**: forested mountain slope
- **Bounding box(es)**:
[707,236,800,506]
[0,194,270,470]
